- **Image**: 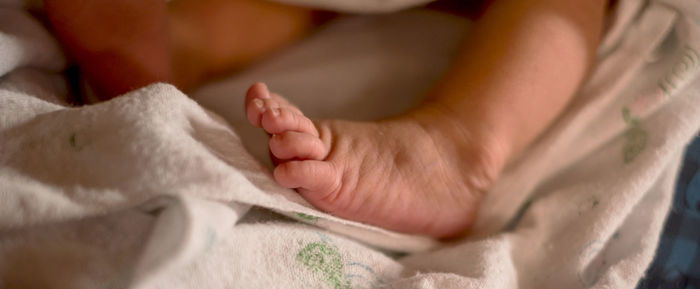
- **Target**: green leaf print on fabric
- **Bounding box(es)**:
[621,107,648,164]
[296,212,320,223]
[297,242,350,289]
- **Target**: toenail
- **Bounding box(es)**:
[272,108,281,116]
[253,98,265,112]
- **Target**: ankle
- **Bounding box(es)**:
[408,103,510,192]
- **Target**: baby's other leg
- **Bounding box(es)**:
[45,0,173,100]
[45,0,315,101]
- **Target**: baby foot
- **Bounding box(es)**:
[245,83,504,238]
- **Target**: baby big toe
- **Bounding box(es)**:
[269,131,326,160]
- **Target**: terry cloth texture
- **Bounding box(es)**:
[0,1,699,289]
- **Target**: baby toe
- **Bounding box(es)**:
[274,160,340,196]
[270,92,303,115]
[245,82,272,127]
[261,106,318,136]
[245,82,271,103]
[245,98,266,127]
[269,131,327,160]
